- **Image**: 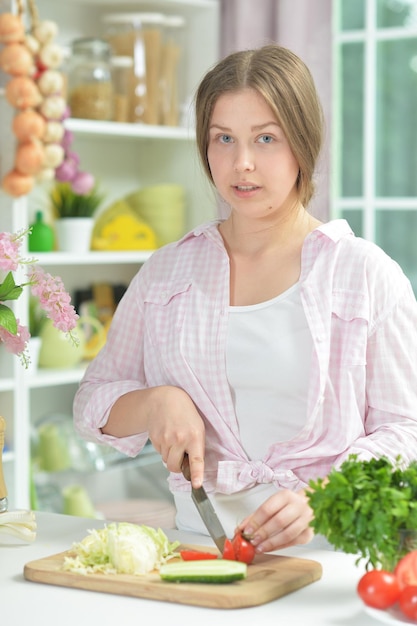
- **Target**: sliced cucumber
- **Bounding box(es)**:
[160,559,247,584]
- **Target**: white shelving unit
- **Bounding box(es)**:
[0,0,219,509]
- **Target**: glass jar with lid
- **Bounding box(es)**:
[102,12,165,124]
[67,37,114,121]
[159,15,186,126]
[111,55,132,123]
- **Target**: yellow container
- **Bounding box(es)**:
[126,184,186,246]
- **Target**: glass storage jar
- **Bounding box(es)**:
[68,37,114,121]
[111,55,132,122]
[102,12,165,124]
[159,15,186,126]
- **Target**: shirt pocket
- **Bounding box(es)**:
[143,280,192,346]
[330,290,368,367]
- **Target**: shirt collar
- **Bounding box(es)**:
[313,218,354,242]
[175,217,354,249]
[174,220,223,246]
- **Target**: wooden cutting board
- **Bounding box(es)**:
[24,544,322,609]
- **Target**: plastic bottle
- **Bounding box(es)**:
[28,211,55,252]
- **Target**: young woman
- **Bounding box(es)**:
[73,45,417,553]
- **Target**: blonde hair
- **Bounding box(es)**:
[195,44,324,207]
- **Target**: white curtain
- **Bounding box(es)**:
[220,0,333,221]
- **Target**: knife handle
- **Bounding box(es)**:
[181,452,191,482]
[0,415,8,500]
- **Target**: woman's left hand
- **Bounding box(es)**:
[236,488,314,553]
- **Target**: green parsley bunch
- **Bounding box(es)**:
[307,455,417,571]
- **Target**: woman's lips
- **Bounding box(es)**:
[232,184,260,198]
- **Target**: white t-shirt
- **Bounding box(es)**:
[227,283,312,459]
[174,283,314,538]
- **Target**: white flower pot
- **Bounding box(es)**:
[55,218,94,253]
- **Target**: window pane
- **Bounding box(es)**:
[341,43,364,196]
[376,39,417,196]
[375,210,417,291]
[340,0,365,30]
[341,209,363,236]
[377,0,417,28]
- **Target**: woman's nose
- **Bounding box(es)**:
[233,146,255,172]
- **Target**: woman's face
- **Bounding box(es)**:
[207,88,300,219]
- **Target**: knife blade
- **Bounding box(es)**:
[181,453,227,553]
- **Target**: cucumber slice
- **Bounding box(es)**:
[160,559,247,583]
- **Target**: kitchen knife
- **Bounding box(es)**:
[181,452,227,553]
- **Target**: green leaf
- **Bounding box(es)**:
[0,304,18,334]
[307,454,417,570]
[0,272,23,301]
[50,183,104,218]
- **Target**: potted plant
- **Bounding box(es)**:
[306,454,417,571]
[50,181,104,253]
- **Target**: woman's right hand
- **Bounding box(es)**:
[103,384,205,488]
[145,385,206,488]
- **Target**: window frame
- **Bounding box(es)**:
[332,0,417,245]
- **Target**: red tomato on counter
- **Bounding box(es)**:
[395,550,417,590]
[399,585,417,621]
[357,570,400,609]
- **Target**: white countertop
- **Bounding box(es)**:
[1,511,384,626]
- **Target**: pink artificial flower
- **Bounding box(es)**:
[0,228,80,367]
[66,150,80,166]
[0,230,24,271]
[55,157,78,182]
[28,266,79,335]
[61,128,74,152]
[0,319,30,356]
[61,128,74,151]
[71,170,95,195]
[60,105,71,122]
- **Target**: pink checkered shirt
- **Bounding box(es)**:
[73,219,417,494]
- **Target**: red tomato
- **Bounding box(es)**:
[231,532,256,565]
[399,585,417,621]
[395,550,417,590]
[222,538,236,561]
[179,550,218,561]
[222,533,256,564]
[357,570,400,609]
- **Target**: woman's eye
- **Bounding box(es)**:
[219,134,233,144]
[258,134,274,144]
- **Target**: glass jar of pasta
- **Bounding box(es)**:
[67,37,114,121]
[102,12,165,124]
